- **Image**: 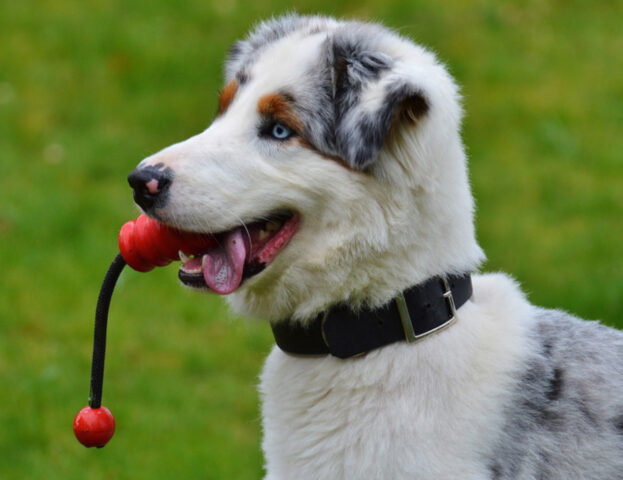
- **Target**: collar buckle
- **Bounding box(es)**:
[396,276,458,344]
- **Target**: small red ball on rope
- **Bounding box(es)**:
[73,406,116,448]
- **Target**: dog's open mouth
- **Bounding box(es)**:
[178,211,300,294]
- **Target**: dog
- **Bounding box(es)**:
[126,15,623,480]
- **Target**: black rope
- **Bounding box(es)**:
[88,254,126,409]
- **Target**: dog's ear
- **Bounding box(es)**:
[328,39,429,170]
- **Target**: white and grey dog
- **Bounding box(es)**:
[127,15,623,480]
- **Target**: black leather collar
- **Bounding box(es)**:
[271,273,473,359]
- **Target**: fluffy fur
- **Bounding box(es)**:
[133,15,623,479]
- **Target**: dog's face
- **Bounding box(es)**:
[129,16,484,321]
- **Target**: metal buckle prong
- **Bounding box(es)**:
[396,292,417,343]
[441,276,457,321]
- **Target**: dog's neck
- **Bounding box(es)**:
[227,195,483,324]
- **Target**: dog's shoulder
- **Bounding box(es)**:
[488,306,623,479]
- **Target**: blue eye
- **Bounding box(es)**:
[271,123,293,140]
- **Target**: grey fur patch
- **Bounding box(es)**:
[490,462,503,479]
[333,82,428,169]
[545,368,563,402]
[225,15,338,82]
[486,309,623,479]
[223,15,430,170]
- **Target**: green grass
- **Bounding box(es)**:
[1,1,621,478]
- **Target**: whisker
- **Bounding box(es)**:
[233,213,253,250]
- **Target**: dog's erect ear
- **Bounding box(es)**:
[327,38,429,170]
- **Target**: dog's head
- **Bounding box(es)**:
[129,15,484,322]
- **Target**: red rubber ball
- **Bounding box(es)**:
[73,406,116,448]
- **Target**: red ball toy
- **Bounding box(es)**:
[73,406,116,448]
[76,214,213,448]
[118,214,215,272]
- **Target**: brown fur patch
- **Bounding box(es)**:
[257,93,304,133]
[296,138,359,173]
[322,153,359,173]
[218,80,238,115]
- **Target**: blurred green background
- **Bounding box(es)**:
[1,0,621,478]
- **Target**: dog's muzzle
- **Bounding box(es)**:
[127,165,173,211]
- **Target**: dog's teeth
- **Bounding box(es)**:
[179,250,191,263]
[266,220,281,232]
[258,230,269,241]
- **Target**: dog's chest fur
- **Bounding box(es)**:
[261,274,533,479]
[260,274,623,479]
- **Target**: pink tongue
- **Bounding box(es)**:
[201,227,248,295]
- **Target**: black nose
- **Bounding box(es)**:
[127,165,172,211]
